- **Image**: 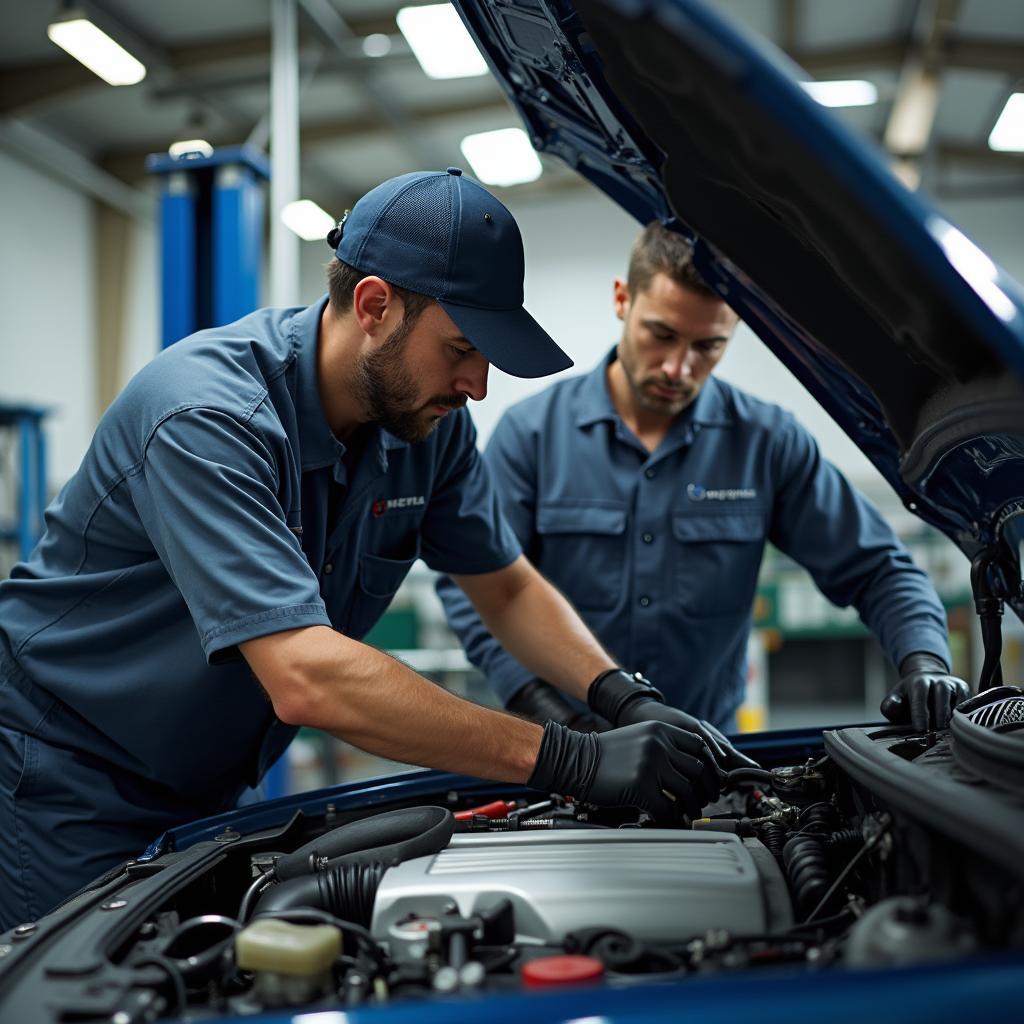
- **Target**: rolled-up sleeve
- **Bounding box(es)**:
[129,407,331,661]
[768,415,950,669]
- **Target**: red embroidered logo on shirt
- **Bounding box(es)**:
[372,495,426,517]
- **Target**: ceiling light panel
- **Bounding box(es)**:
[460,128,542,187]
[801,80,878,108]
[396,5,488,79]
[47,16,146,86]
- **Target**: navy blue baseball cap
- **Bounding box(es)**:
[328,167,572,379]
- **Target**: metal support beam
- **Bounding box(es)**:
[297,0,436,168]
[0,118,151,220]
[884,0,961,190]
[270,0,301,308]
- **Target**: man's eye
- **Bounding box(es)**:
[448,344,469,358]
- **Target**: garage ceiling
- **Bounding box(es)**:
[1,0,1022,219]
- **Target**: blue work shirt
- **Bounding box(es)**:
[0,296,519,807]
[438,349,950,728]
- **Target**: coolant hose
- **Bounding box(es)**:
[273,805,454,882]
[255,806,455,922]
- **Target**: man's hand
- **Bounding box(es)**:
[527,721,721,823]
[588,669,760,771]
[881,652,971,732]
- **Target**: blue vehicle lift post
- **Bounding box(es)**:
[0,402,49,562]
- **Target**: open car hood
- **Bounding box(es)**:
[455,0,1024,609]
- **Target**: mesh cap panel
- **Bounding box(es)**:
[369,176,453,297]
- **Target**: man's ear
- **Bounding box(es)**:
[612,277,630,322]
[351,276,394,337]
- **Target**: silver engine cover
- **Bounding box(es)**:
[371,829,786,946]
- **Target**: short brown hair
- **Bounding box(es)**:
[626,222,717,299]
[326,258,433,324]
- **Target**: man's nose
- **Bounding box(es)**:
[455,354,489,402]
[662,346,693,381]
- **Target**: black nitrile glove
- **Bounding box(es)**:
[588,669,760,771]
[527,720,721,823]
[880,652,971,732]
[508,679,612,732]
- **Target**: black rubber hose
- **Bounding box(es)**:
[759,821,787,861]
[256,861,389,926]
[256,807,455,920]
[274,806,454,882]
[783,834,833,918]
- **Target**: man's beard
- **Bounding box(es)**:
[619,335,695,415]
[354,321,465,443]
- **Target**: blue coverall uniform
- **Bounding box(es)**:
[0,296,519,927]
[438,348,950,727]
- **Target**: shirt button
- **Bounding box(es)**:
[642,532,654,544]
[644,468,656,479]
[323,562,334,575]
[639,595,651,607]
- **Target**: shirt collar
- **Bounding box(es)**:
[574,346,733,429]
[293,295,409,474]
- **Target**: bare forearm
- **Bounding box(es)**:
[242,627,542,782]
[453,558,615,701]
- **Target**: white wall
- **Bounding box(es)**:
[0,150,98,486]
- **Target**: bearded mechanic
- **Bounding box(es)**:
[438,221,969,739]
[0,171,726,930]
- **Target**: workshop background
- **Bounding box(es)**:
[2,0,1023,790]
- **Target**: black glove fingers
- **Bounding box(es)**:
[927,680,950,730]
[654,775,701,821]
[880,690,907,724]
[663,746,717,808]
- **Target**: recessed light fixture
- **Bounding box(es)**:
[281,199,336,242]
[362,33,392,59]
[460,128,542,187]
[396,5,488,80]
[168,139,213,159]
[801,80,878,108]
[989,92,1024,152]
[47,10,146,86]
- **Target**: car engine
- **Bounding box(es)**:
[1,688,1022,1021]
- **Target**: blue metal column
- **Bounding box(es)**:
[146,146,270,348]
[0,404,49,563]
[213,163,265,327]
[158,172,198,349]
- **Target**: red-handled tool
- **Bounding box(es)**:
[454,799,518,822]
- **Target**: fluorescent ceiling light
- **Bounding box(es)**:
[362,33,392,59]
[47,15,146,86]
[396,5,488,79]
[801,80,878,108]
[989,92,1024,152]
[281,199,336,242]
[168,139,213,159]
[460,128,542,187]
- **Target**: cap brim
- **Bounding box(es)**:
[439,300,573,379]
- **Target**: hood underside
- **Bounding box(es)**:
[455,0,1024,605]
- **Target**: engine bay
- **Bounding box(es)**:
[1,692,1023,1021]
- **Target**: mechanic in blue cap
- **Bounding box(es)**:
[438,222,970,740]
[0,172,726,929]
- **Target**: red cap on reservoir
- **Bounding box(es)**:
[521,955,605,988]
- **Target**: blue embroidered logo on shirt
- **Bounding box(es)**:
[372,495,426,517]
[687,483,758,502]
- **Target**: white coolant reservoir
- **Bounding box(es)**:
[235,918,341,1006]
